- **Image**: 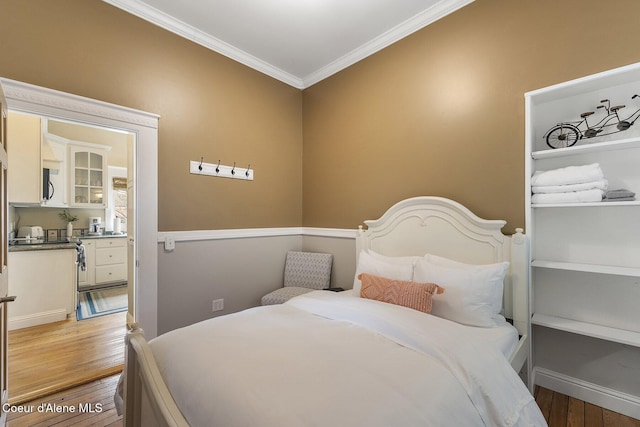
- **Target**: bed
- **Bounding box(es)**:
[121,196,544,426]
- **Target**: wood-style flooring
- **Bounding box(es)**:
[6,375,122,427]
[8,311,127,405]
[535,386,640,426]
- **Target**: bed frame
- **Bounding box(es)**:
[123,196,531,426]
[355,197,531,380]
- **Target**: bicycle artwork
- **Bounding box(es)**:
[543,94,640,148]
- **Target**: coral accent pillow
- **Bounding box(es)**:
[358,273,444,314]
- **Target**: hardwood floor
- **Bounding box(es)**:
[8,311,127,405]
[535,386,640,426]
[6,375,122,427]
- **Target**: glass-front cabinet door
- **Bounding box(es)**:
[70,146,107,207]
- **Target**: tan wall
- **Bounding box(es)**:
[4,1,640,234]
[302,0,640,233]
[0,0,303,231]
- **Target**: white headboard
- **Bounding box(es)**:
[355,196,530,337]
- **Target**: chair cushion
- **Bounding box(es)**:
[283,251,333,290]
[261,287,315,305]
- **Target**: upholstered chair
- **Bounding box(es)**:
[261,251,333,305]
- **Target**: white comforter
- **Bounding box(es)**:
[149,291,546,427]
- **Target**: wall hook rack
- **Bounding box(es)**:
[190,159,254,181]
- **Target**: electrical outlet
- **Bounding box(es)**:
[212,299,224,312]
[164,236,175,251]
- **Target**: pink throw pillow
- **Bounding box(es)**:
[358,273,444,314]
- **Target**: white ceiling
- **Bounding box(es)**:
[103,0,473,89]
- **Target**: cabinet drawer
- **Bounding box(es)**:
[96,238,126,249]
[95,247,126,265]
[96,264,126,284]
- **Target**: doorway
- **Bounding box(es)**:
[0,77,159,404]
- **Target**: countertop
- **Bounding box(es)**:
[81,234,127,240]
[8,234,127,252]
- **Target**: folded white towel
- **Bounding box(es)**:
[532,179,608,194]
[531,163,604,187]
[532,189,604,204]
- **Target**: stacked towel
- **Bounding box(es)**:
[531,163,606,204]
[604,189,636,202]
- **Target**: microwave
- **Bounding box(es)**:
[42,168,55,201]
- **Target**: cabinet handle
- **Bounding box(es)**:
[0,296,16,303]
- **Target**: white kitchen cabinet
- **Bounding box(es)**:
[77,239,95,289]
[7,112,41,204]
[79,237,127,289]
[8,249,76,330]
[69,145,108,208]
[525,63,640,419]
[95,238,127,285]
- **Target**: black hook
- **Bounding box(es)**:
[198,157,203,171]
[216,160,220,173]
[231,162,236,175]
[246,164,250,177]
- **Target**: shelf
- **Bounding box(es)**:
[531,260,640,277]
[532,136,640,160]
[532,313,640,347]
[532,200,640,208]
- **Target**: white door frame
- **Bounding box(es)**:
[0,78,160,339]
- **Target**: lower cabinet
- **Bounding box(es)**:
[78,237,127,290]
[78,240,95,289]
[95,238,127,284]
[8,249,76,330]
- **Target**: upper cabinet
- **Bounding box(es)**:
[7,113,41,205]
[69,145,108,208]
[6,112,111,208]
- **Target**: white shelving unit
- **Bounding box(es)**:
[525,63,640,420]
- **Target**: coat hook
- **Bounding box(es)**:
[231,162,236,175]
[216,160,220,173]
[245,164,250,177]
[198,156,203,171]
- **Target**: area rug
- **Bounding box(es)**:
[77,286,128,320]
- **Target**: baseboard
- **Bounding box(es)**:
[8,309,68,331]
[534,367,640,419]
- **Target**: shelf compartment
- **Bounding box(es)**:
[532,136,640,160]
[532,260,640,277]
[532,200,640,208]
[532,313,640,347]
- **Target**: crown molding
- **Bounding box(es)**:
[0,78,159,128]
[102,0,305,89]
[103,0,473,90]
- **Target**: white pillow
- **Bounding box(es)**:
[366,250,422,266]
[424,254,509,315]
[413,257,509,327]
[352,250,414,296]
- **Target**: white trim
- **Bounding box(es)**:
[102,0,474,89]
[8,309,68,331]
[1,78,160,339]
[0,78,158,128]
[156,227,355,243]
[534,367,640,420]
[302,227,356,239]
[101,0,304,89]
